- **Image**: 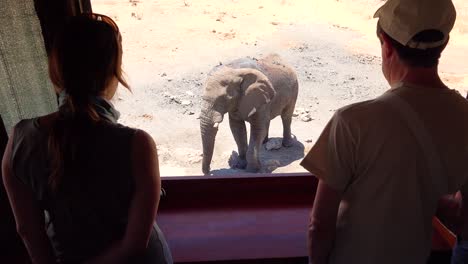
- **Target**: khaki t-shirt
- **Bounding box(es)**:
[301,83,468,264]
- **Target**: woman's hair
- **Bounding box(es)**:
[48,13,129,191]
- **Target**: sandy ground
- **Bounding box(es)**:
[92,0,468,176]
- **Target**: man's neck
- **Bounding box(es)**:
[390,66,447,89]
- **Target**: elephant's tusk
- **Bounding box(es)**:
[247,107,257,118]
[213,123,219,129]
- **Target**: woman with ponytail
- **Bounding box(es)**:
[2,13,172,264]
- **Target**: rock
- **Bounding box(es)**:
[228,151,247,170]
[170,96,181,104]
[300,114,312,122]
[294,108,310,117]
[186,91,194,96]
[305,138,313,143]
[181,100,191,106]
[185,110,195,115]
[140,114,153,120]
[163,92,172,98]
[296,107,308,114]
[265,138,282,151]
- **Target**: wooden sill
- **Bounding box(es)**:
[158,173,317,263]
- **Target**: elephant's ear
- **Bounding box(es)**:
[238,70,276,120]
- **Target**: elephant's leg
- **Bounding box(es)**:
[229,115,248,169]
[263,120,270,144]
[281,105,295,147]
[246,119,268,173]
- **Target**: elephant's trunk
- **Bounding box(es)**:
[200,102,223,175]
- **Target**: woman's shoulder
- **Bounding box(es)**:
[131,129,155,147]
[100,122,140,139]
[13,112,59,138]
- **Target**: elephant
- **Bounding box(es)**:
[200,53,299,174]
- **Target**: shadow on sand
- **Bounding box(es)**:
[209,137,305,175]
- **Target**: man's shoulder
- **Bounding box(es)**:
[334,98,386,123]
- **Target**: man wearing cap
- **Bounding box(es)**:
[301,0,468,263]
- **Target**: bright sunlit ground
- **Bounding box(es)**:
[92,0,468,176]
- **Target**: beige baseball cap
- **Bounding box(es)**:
[373,0,456,49]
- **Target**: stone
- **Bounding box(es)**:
[300,114,312,122]
[265,138,282,151]
[170,96,181,104]
[181,100,191,106]
[305,138,313,143]
[295,107,309,115]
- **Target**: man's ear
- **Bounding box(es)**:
[440,36,449,52]
[380,33,394,59]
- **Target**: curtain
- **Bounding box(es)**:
[0,0,57,134]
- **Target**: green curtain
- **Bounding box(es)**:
[0,0,57,134]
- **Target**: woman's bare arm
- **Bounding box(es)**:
[2,128,56,264]
[87,129,161,263]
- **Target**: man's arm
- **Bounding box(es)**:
[2,129,56,264]
[308,180,342,264]
[301,112,354,264]
[435,192,462,234]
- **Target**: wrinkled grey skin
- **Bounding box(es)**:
[200,54,299,174]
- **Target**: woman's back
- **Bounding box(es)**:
[3,13,172,264]
[11,116,138,262]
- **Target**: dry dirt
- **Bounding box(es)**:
[92,0,468,176]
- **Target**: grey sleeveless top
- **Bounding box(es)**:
[10,118,172,264]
